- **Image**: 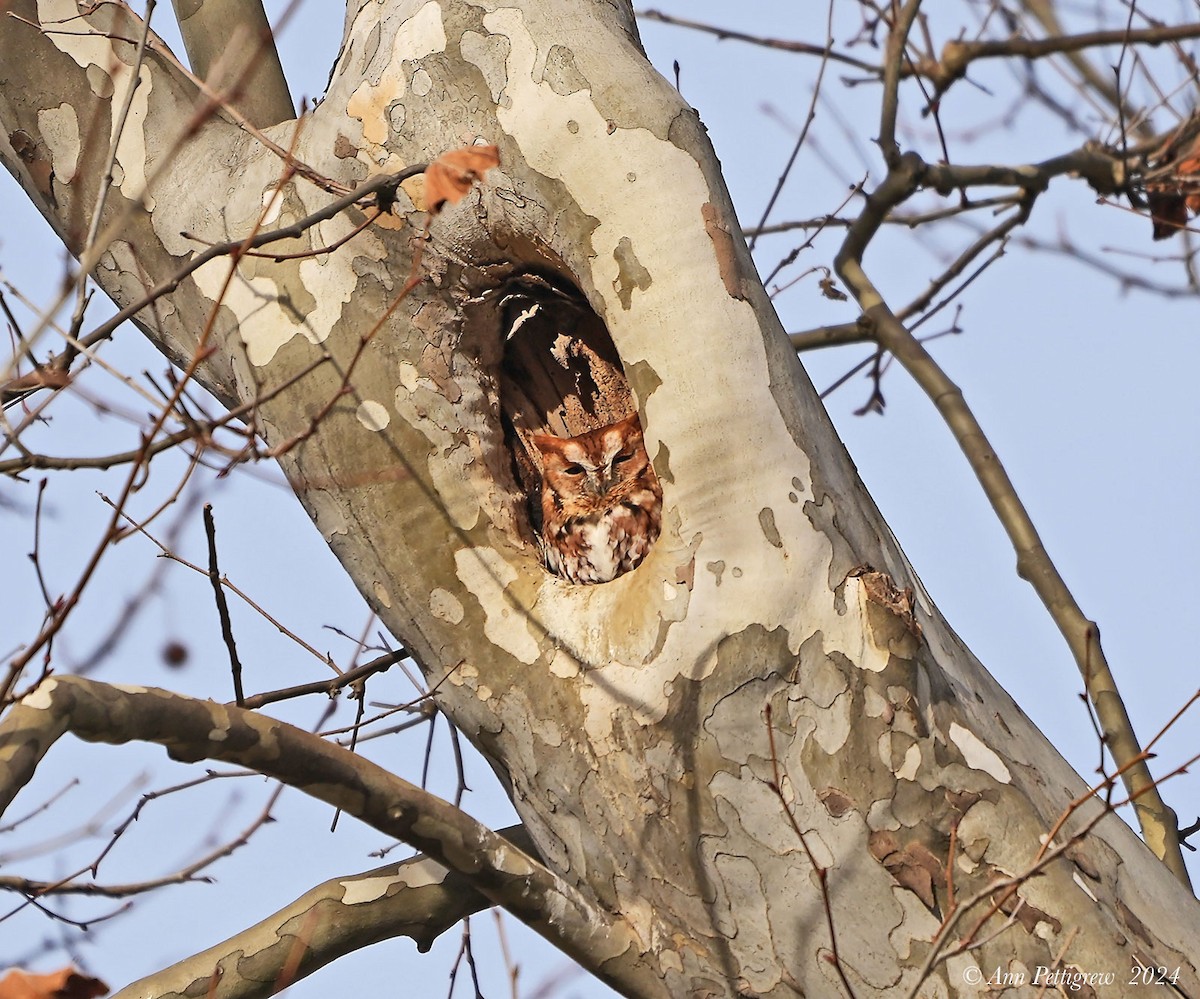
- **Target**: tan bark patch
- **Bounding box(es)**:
[701,201,743,299]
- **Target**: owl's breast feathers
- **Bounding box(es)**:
[541,479,661,585]
[531,414,662,584]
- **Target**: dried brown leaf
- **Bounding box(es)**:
[423,145,500,214]
[0,967,108,999]
[1146,122,1200,238]
[819,275,847,301]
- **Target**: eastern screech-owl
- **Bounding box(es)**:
[530,413,662,584]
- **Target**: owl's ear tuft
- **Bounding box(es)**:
[611,413,642,437]
[529,433,563,457]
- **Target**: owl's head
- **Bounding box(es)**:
[531,413,650,500]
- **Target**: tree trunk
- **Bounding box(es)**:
[2,1,1197,995]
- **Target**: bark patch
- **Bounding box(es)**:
[702,201,744,300]
[869,830,946,912]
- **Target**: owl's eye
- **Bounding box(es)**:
[614,451,634,464]
[563,463,585,476]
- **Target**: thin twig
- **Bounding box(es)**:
[636,10,877,73]
[203,504,244,706]
[833,149,1192,888]
[764,704,859,999]
[238,650,406,710]
[747,0,836,251]
[105,497,342,675]
[879,0,924,166]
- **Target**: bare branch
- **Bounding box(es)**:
[834,149,1192,888]
[0,676,665,997]
[636,10,878,73]
[169,0,294,126]
[112,823,535,998]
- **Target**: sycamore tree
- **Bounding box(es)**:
[3,2,1200,997]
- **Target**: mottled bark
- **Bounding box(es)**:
[108,822,534,999]
[2,1,1198,997]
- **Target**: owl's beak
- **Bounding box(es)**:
[585,470,616,496]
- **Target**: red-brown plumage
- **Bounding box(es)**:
[530,414,662,584]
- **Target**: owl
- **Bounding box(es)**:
[530,413,662,584]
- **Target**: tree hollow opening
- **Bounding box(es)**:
[498,272,660,583]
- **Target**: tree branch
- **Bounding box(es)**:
[111,825,538,999]
[833,150,1193,889]
[0,676,665,997]
[635,10,877,73]
[169,0,293,126]
[879,0,924,167]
